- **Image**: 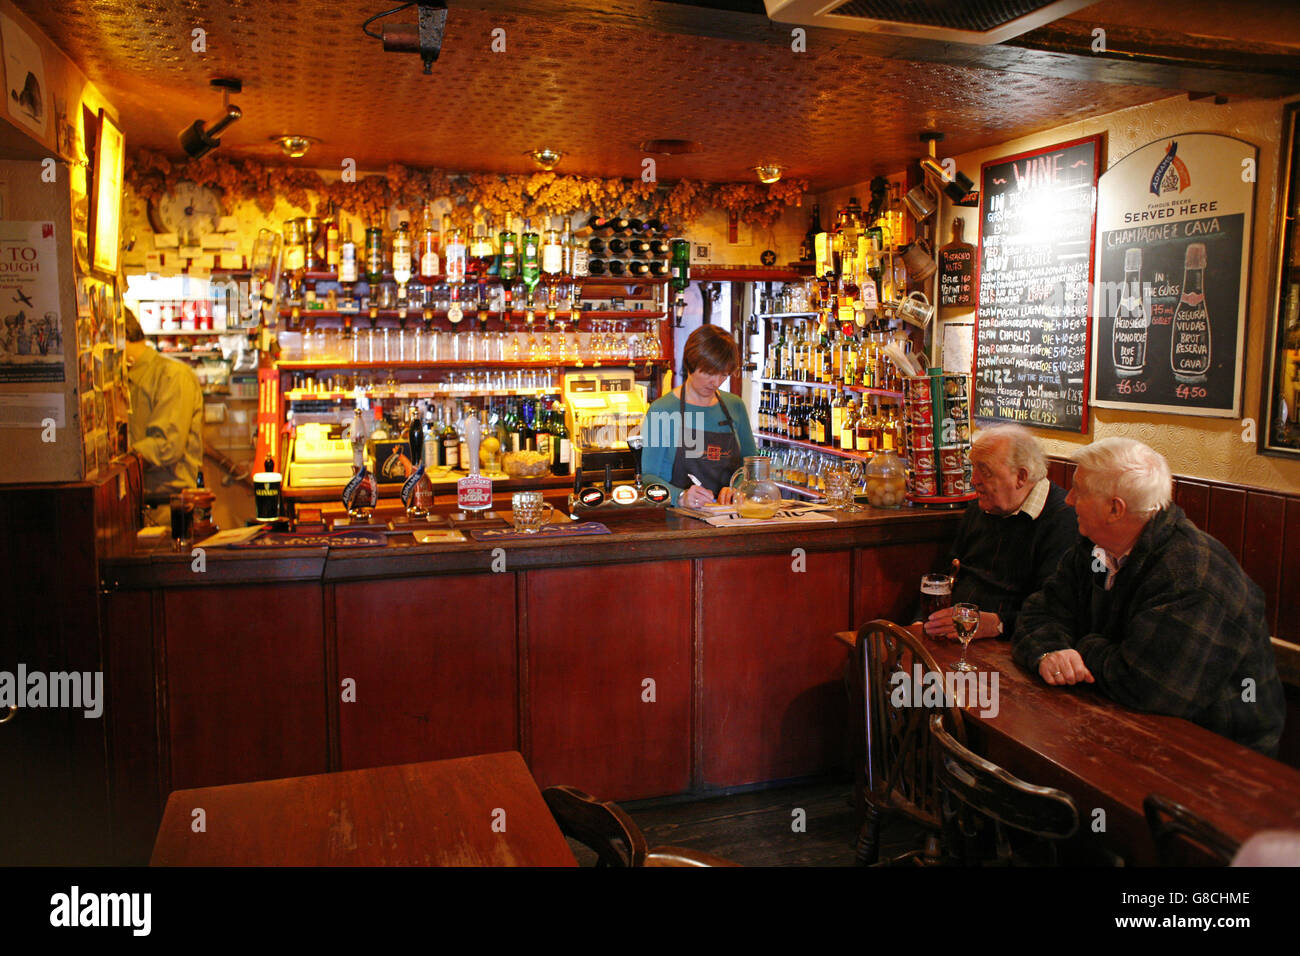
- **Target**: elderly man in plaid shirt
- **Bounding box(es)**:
[1013,438,1284,755]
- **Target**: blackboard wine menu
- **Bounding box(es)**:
[975,135,1102,432]
[1089,133,1256,418]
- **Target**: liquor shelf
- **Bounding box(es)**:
[277,359,667,371]
[279,309,668,322]
[97,505,959,861]
[760,377,903,398]
[756,430,873,461]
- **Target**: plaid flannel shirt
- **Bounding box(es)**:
[1013,504,1285,755]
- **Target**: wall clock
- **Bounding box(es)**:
[147,180,222,242]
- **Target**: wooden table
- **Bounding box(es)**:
[150,752,578,866]
[921,636,1300,864]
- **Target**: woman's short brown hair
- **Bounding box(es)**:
[682,325,740,377]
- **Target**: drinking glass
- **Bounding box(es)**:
[920,574,953,623]
[511,491,555,533]
[953,603,979,673]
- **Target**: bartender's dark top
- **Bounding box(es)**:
[945,478,1078,640]
[1014,503,1285,756]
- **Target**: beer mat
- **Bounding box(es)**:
[229,529,390,549]
[195,526,267,547]
[412,528,467,544]
[469,521,611,541]
[670,503,837,528]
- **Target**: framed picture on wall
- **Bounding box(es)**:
[1262,102,1300,457]
[88,108,124,276]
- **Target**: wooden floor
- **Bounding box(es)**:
[564,777,927,867]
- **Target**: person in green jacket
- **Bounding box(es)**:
[641,325,757,507]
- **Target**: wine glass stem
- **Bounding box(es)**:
[958,640,970,670]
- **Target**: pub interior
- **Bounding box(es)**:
[2,0,1300,881]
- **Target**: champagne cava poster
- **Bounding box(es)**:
[1090,133,1256,417]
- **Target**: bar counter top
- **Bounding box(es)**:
[100,503,963,589]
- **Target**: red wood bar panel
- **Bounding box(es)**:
[929,638,1300,864]
[1206,484,1247,565]
[700,551,851,788]
[163,583,328,791]
[1281,499,1300,645]
[853,541,949,627]
[1046,459,1068,489]
[525,561,692,801]
[1242,493,1287,637]
[333,575,519,770]
[1173,479,1211,530]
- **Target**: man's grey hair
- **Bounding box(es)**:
[971,424,1047,483]
[1072,437,1173,516]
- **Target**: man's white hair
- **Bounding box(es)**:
[1073,437,1172,515]
[972,424,1047,483]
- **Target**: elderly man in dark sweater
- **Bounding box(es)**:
[922,424,1077,641]
[1014,438,1284,755]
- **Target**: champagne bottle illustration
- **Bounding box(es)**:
[1112,247,1148,377]
[1170,242,1210,384]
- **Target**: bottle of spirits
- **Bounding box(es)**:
[1112,247,1148,378]
[549,402,571,476]
[498,218,519,318]
[443,216,466,324]
[339,223,358,284]
[441,404,461,470]
[325,208,340,275]
[840,396,858,452]
[571,217,590,278]
[364,222,384,287]
[855,399,874,455]
[800,204,821,262]
[670,238,690,323]
[542,219,564,322]
[521,218,541,312]
[830,387,844,449]
[419,203,440,280]
[392,221,412,302]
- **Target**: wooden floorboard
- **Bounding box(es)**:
[563,779,929,867]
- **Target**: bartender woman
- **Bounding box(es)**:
[641,325,758,507]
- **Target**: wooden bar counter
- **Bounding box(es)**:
[99,503,960,862]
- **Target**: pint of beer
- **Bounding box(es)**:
[920,574,954,620]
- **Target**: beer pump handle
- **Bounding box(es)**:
[573,466,583,496]
[604,464,613,495]
[464,413,481,478]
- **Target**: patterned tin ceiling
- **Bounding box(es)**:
[2,0,1225,187]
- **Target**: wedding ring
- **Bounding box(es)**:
[1054,671,1063,677]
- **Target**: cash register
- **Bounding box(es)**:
[562,369,647,475]
[287,422,354,488]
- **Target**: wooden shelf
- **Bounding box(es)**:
[279,309,666,322]
[299,271,669,286]
[759,378,903,398]
[756,431,872,461]
[774,480,825,500]
[692,267,812,282]
[277,359,668,371]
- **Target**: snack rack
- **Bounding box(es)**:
[902,370,978,508]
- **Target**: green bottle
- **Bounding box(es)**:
[521,218,541,310]
[364,223,384,286]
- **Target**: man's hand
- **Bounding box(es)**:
[924,607,1001,640]
[1037,648,1094,686]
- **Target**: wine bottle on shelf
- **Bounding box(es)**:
[325,207,340,274]
[611,215,631,234]
[607,259,626,277]
[364,222,384,287]
[392,221,412,302]
[498,219,519,318]
[627,260,649,276]
[443,215,466,324]
[588,257,608,276]
[629,238,650,256]
[588,237,607,255]
[647,260,668,276]
[339,222,358,285]
[607,237,628,257]
[588,215,614,237]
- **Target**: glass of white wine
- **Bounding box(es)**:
[953,603,979,673]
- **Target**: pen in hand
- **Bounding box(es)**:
[685,473,716,505]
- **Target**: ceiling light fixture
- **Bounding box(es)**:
[754,163,784,184]
[528,147,563,170]
[178,77,243,160]
[271,134,320,159]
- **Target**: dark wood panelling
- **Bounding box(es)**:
[1280,501,1300,645]
[1047,459,1067,489]
[102,590,161,864]
[1174,479,1211,530]
[853,541,950,627]
[1207,485,1248,565]
[164,583,328,790]
[1241,493,1287,637]
[526,561,692,802]
[700,551,851,788]
[334,575,518,770]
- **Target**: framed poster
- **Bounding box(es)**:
[0,221,63,383]
[1262,103,1300,457]
[89,109,125,275]
[1090,133,1256,417]
[0,13,47,139]
[974,135,1101,432]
